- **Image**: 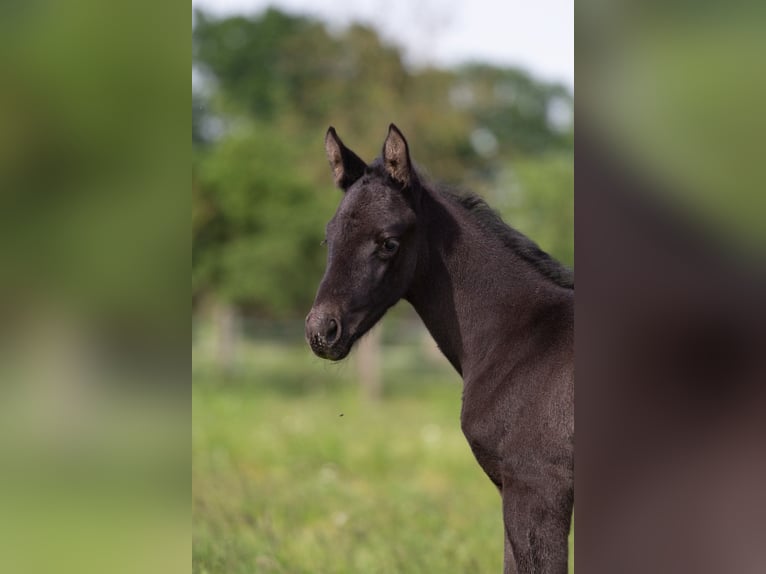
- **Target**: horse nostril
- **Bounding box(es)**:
[326,318,339,344]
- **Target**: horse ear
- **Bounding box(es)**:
[382,123,413,186]
[325,127,366,191]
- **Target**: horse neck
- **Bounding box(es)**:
[405,188,565,378]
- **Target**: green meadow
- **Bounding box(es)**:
[193,334,573,573]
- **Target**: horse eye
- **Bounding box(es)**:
[382,238,399,253]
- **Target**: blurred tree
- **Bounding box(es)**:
[453,64,573,157]
[193,124,337,316]
[192,8,573,320]
[194,9,313,120]
[490,154,575,267]
[192,93,208,147]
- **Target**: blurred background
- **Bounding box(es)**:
[191,1,573,572]
[576,3,766,573]
[0,0,187,572]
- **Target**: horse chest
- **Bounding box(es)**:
[460,390,509,487]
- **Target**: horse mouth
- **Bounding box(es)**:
[307,332,353,361]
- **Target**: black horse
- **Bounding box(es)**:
[306,124,574,574]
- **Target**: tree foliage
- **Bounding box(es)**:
[192,8,573,318]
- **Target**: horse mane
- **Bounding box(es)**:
[436,184,574,289]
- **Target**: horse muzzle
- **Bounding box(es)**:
[305,309,349,361]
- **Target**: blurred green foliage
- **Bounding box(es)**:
[192,7,573,318]
[0,1,190,571]
[577,0,766,252]
[0,0,188,337]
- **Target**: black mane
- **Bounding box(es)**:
[438,186,574,289]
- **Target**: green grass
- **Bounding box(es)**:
[193,337,573,573]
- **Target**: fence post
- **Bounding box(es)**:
[212,299,238,376]
[356,324,382,400]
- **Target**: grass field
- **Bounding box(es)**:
[192,332,573,573]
